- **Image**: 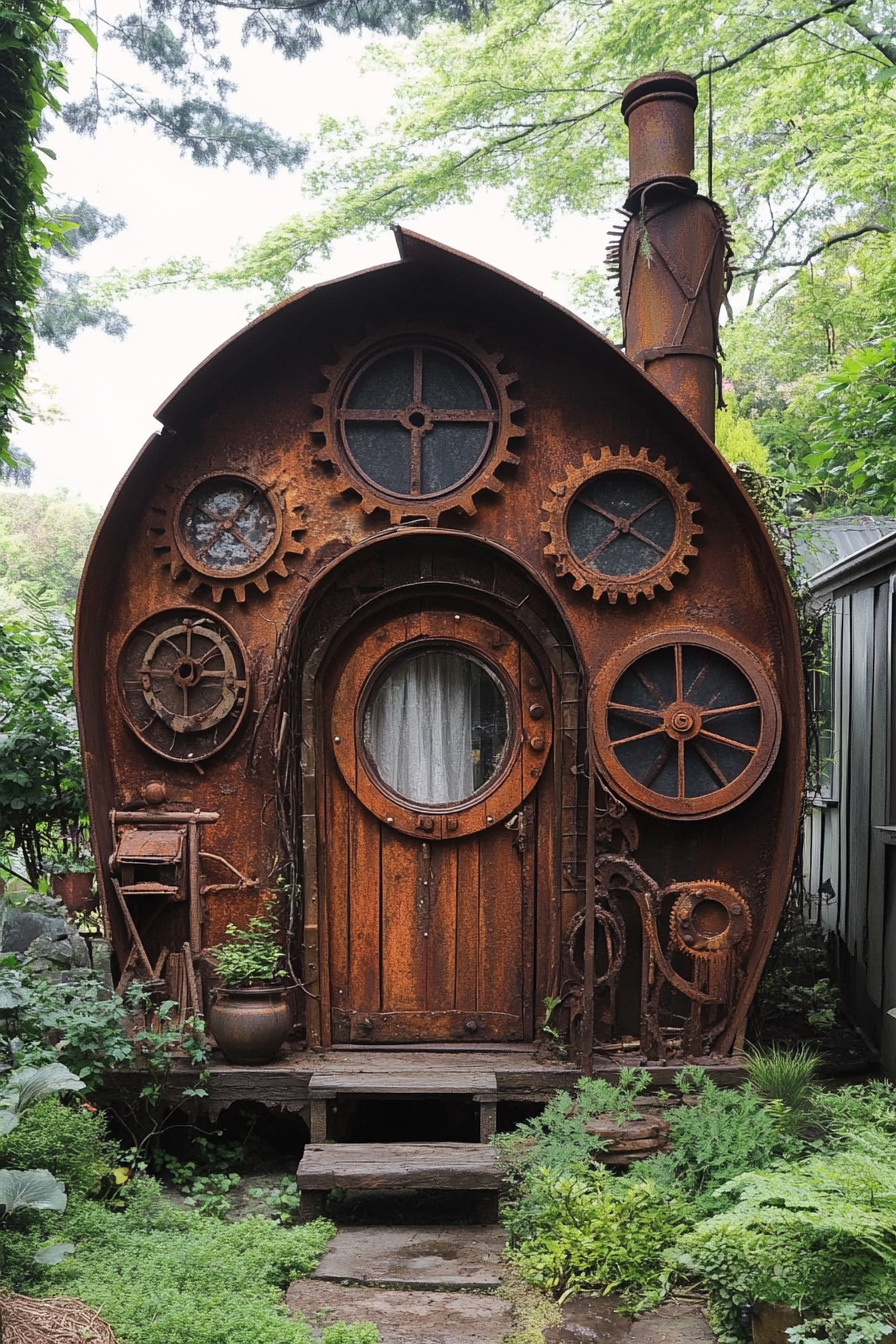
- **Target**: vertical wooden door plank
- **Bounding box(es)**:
[381,830,427,1009]
[427,839,458,1010]
[455,838,480,1011]
[478,824,523,1020]
[348,801,382,1011]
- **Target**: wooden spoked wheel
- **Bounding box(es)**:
[592,629,781,819]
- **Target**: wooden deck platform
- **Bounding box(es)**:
[103,1044,747,1121]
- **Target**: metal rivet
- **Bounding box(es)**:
[334,736,341,744]
[487,815,493,824]
[386,816,394,823]
[454,614,461,621]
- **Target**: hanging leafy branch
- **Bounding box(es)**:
[60,0,488,172]
[0,0,97,463]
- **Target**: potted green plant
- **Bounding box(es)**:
[45,851,96,916]
[207,909,292,1065]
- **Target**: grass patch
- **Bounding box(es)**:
[6,1180,377,1344]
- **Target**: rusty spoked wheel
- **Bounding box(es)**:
[117,608,249,762]
[592,630,781,819]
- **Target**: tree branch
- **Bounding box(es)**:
[756,223,891,307]
[842,12,896,63]
[696,0,858,79]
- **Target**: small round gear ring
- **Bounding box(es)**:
[665,881,752,958]
[311,325,525,524]
[150,471,305,604]
[541,446,701,603]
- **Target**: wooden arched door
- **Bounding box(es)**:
[320,607,553,1044]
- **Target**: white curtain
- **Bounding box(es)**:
[366,652,474,805]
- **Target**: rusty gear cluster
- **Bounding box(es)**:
[541,446,701,604]
[666,880,753,958]
[150,471,306,604]
[310,327,525,524]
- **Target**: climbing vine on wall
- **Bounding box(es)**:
[0,0,95,461]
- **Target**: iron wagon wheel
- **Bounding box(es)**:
[592,629,781,819]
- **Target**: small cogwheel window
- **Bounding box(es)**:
[179,476,280,579]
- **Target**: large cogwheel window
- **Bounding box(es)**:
[312,331,524,524]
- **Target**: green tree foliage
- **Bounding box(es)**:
[63,0,487,173]
[0,600,86,886]
[185,0,895,301]
[0,489,99,612]
[0,0,96,461]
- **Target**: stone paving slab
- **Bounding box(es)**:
[544,1295,714,1344]
[309,1224,505,1288]
[287,1280,513,1344]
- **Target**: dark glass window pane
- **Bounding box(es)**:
[421,423,490,494]
[567,473,675,577]
[423,351,487,409]
[364,650,509,805]
[345,424,412,494]
[348,349,414,409]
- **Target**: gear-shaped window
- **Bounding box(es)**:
[566,472,677,576]
[179,476,279,578]
[313,331,524,524]
[542,447,701,603]
[338,345,498,497]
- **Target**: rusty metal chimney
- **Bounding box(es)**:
[613,72,732,438]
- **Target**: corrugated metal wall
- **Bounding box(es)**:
[803,527,896,1076]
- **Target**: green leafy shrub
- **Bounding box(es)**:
[505,1167,691,1309]
[10,1178,377,1344]
[211,909,286,987]
[0,1096,118,1194]
[660,1068,792,1216]
[0,966,208,1100]
[672,1137,896,1344]
[496,1068,650,1196]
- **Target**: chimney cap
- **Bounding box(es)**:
[621,71,698,124]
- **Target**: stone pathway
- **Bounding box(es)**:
[286,1280,513,1344]
[288,1226,717,1344]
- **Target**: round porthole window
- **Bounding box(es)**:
[330,610,552,838]
[363,649,510,806]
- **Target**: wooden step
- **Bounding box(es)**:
[307,1070,498,1144]
[309,1069,497,1098]
[296,1142,502,1220]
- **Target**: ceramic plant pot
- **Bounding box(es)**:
[50,871,96,915]
[207,984,292,1065]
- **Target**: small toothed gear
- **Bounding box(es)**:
[666,881,752,958]
[149,471,306,604]
[541,446,701,603]
[310,326,525,524]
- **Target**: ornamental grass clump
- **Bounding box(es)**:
[744,1043,821,1136]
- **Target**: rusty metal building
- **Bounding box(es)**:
[76,72,804,1129]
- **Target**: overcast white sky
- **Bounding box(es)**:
[17,19,613,510]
